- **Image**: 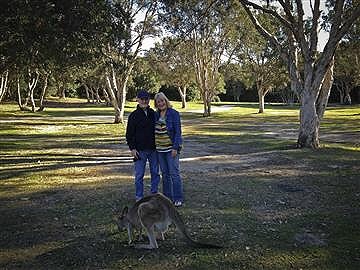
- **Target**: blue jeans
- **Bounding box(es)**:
[157,151,183,203]
[134,150,160,200]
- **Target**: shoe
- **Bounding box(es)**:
[174,201,183,207]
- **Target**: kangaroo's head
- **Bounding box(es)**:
[115,206,129,231]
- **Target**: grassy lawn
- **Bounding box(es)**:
[0,100,359,270]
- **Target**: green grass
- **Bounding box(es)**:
[0,99,359,269]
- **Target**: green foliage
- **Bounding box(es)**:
[334,31,360,85]
[219,64,246,99]
[147,37,196,91]
[128,57,161,99]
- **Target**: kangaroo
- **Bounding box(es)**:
[116,193,221,249]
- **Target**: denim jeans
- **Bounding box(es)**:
[157,151,183,203]
[134,150,160,200]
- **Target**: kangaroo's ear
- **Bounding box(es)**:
[121,206,128,216]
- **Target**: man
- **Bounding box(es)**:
[126,90,160,201]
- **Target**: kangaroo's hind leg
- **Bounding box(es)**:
[135,204,159,249]
[135,225,158,249]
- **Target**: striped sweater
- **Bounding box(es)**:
[155,116,172,152]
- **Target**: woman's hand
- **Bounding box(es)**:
[131,149,139,159]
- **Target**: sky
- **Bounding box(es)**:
[140,1,330,52]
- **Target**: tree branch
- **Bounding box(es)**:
[295,0,311,60]
[309,0,321,57]
[239,0,292,29]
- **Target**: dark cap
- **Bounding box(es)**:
[137,90,150,99]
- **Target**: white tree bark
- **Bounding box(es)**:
[316,58,335,120]
[105,70,122,124]
[298,91,320,148]
[240,0,360,148]
[0,70,9,103]
[84,84,91,103]
[23,69,40,112]
[104,2,156,124]
[38,74,49,112]
[192,32,222,117]
[177,85,187,109]
[257,87,270,114]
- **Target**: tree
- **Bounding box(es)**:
[239,0,360,148]
[227,15,289,112]
[0,0,111,110]
[148,37,196,108]
[219,64,245,101]
[104,0,159,123]
[333,19,360,104]
[160,0,235,116]
[128,56,161,99]
[0,70,9,103]
[0,0,55,111]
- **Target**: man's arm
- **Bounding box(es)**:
[125,113,136,150]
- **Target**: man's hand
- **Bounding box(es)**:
[171,149,177,158]
[131,149,139,159]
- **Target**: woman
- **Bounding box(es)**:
[154,92,183,206]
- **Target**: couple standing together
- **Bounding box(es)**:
[125,90,183,207]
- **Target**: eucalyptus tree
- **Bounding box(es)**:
[333,19,360,104]
[159,0,236,116]
[239,0,360,148]
[0,69,9,103]
[148,37,196,108]
[0,0,56,111]
[50,0,111,100]
[104,0,159,123]
[219,64,245,101]
[242,48,289,113]
[334,45,359,105]
[0,0,111,110]
[227,12,289,113]
[128,56,162,98]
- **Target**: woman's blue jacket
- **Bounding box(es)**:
[155,108,183,151]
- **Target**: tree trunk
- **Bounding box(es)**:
[38,75,49,111]
[339,90,344,104]
[23,69,39,112]
[95,88,101,103]
[316,58,334,120]
[84,84,91,103]
[202,91,210,117]
[344,89,352,105]
[117,65,134,124]
[119,82,127,123]
[57,85,66,99]
[29,75,39,112]
[177,86,187,109]
[258,90,265,113]
[105,74,122,124]
[0,70,9,103]
[90,87,95,103]
[206,100,211,116]
[103,88,111,106]
[17,74,23,109]
[118,76,128,124]
[297,92,320,148]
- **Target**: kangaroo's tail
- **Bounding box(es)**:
[171,207,222,249]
